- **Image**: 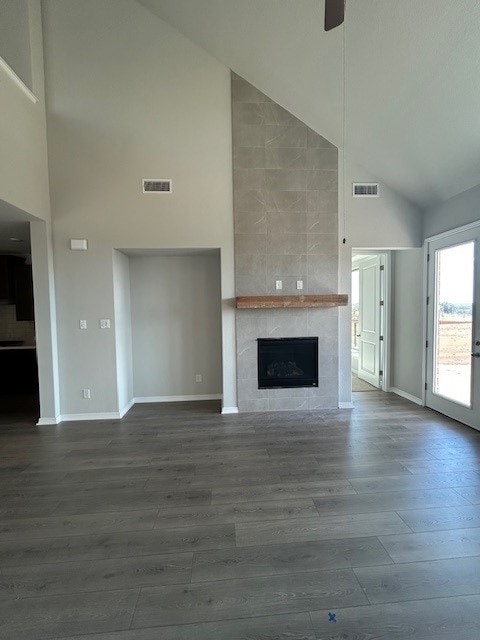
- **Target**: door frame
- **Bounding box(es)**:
[351,250,392,392]
[30,220,61,424]
[423,219,480,417]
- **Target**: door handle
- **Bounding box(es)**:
[472,352,480,358]
[356,334,361,337]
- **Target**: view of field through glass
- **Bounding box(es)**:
[434,242,474,406]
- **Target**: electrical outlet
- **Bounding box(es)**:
[100,319,111,329]
[296,280,304,290]
[195,374,203,383]
[275,280,283,290]
[79,319,87,329]
[83,388,91,399]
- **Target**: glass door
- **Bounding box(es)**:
[426,227,480,430]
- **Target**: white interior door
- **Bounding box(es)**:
[426,227,480,430]
[358,255,382,388]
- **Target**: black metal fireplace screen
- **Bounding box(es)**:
[257,337,318,389]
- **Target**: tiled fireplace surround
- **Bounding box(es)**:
[232,73,339,412]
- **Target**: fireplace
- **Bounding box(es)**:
[257,337,318,389]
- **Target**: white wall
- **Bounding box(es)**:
[141,1,480,212]
[338,161,423,406]
[346,161,423,249]
[113,250,133,414]
[130,254,222,399]
[43,0,236,416]
[0,0,50,221]
[139,0,344,150]
[423,184,480,239]
[0,0,32,88]
[390,249,424,401]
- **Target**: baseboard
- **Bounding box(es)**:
[59,412,122,422]
[221,406,239,414]
[338,402,354,409]
[119,398,135,418]
[36,416,61,426]
[390,387,423,406]
[134,394,222,404]
[50,395,223,424]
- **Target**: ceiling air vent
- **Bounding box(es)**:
[142,179,172,194]
[353,183,379,197]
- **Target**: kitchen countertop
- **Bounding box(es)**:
[0,346,36,351]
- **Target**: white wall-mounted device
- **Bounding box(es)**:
[70,239,88,250]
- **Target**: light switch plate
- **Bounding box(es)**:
[79,319,87,329]
[275,280,283,290]
[70,239,88,251]
[100,319,111,329]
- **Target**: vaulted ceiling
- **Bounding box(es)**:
[138,0,480,209]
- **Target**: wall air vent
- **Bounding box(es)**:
[353,183,379,197]
[142,179,172,194]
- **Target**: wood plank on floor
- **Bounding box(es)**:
[0,553,193,599]
[53,488,212,515]
[397,504,480,532]
[131,569,368,627]
[154,499,318,529]
[379,527,480,563]
[349,472,480,493]
[354,555,480,603]
[0,588,139,639]
[211,480,356,504]
[310,594,480,640]
[191,536,392,582]
[0,524,235,567]
[51,612,317,640]
[0,509,157,539]
[312,488,471,516]
[235,512,411,547]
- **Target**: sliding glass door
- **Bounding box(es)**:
[426,227,480,430]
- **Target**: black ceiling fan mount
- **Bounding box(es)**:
[324,0,345,31]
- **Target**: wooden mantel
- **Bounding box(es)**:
[236,294,348,309]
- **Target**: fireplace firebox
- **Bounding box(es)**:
[257,337,318,389]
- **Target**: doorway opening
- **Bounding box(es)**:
[425,224,480,430]
[0,221,39,420]
[351,252,389,394]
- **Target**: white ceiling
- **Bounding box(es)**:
[138,0,480,209]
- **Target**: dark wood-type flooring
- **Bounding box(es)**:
[2,392,480,638]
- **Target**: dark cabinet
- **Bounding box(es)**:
[14,264,34,321]
[0,256,23,302]
[0,348,38,395]
[0,256,35,321]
